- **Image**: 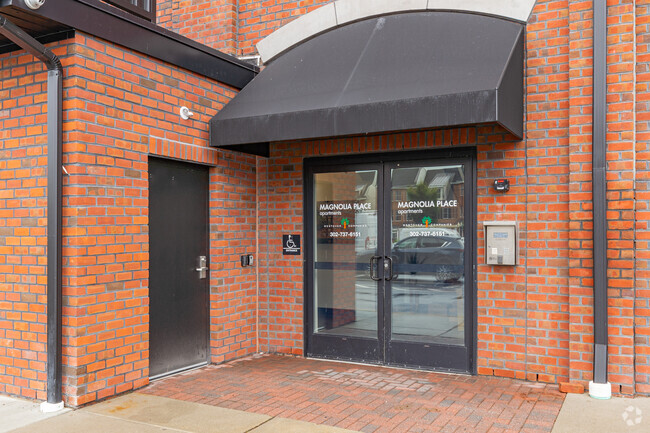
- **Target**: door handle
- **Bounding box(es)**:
[384,256,394,281]
[196,256,208,279]
[369,256,382,281]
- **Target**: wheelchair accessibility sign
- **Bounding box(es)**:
[283,234,301,255]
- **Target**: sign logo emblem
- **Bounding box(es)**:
[622,406,642,426]
[422,216,432,228]
[341,218,350,229]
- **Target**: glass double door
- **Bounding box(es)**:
[306,155,473,372]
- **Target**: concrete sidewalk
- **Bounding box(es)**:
[0,395,70,433]
[552,393,650,433]
[5,393,356,433]
[3,391,650,433]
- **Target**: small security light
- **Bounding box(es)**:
[179,106,194,120]
[24,0,45,9]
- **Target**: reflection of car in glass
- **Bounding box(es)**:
[392,235,464,283]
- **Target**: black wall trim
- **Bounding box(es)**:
[2,0,257,89]
[0,29,75,55]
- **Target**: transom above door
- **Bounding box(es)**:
[305,150,475,372]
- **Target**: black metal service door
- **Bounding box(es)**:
[149,157,209,378]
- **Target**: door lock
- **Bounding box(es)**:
[196,256,208,279]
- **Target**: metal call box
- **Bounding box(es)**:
[484,222,517,265]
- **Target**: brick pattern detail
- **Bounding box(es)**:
[606,0,636,396]
[157,0,239,55]
[566,0,596,388]
[156,0,333,57]
[636,0,650,395]
[237,0,332,56]
[143,355,565,433]
[522,0,571,385]
[0,42,73,401]
[208,150,259,363]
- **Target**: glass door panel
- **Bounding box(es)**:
[313,170,379,339]
[389,165,465,345]
[306,152,473,372]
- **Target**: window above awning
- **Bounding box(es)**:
[210,12,524,157]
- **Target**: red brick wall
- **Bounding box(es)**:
[155,0,332,56]
[237,0,332,56]
[522,0,571,385]
[0,40,73,401]
[62,32,261,406]
[636,0,650,395]
[157,0,238,55]
[0,30,261,405]
[208,149,259,363]
[605,0,636,396]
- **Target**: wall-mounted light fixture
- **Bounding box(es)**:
[24,0,45,9]
[179,106,194,120]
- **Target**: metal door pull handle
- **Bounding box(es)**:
[384,256,394,281]
[197,256,208,279]
[369,256,382,281]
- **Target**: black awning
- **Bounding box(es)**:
[210,12,524,156]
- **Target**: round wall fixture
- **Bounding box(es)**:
[24,0,45,10]
[179,106,194,120]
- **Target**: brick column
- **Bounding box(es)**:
[635,0,650,396]
[605,0,636,395]
[566,0,596,388]
[524,0,571,385]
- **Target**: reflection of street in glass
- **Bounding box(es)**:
[318,275,463,345]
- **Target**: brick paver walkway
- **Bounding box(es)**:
[142,355,565,433]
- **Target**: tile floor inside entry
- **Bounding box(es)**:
[142,354,565,433]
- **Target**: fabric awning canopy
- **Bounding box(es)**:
[210,12,524,157]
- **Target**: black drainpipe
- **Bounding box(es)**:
[592,0,608,389]
[0,15,63,407]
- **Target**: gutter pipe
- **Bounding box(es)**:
[589,0,611,399]
[0,14,64,411]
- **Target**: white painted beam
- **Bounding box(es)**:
[336,0,429,26]
[256,4,338,65]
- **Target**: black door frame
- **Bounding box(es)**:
[148,156,211,379]
[304,147,477,374]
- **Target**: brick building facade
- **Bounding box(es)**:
[1,0,649,408]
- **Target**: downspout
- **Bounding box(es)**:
[589,0,611,399]
[0,15,64,410]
